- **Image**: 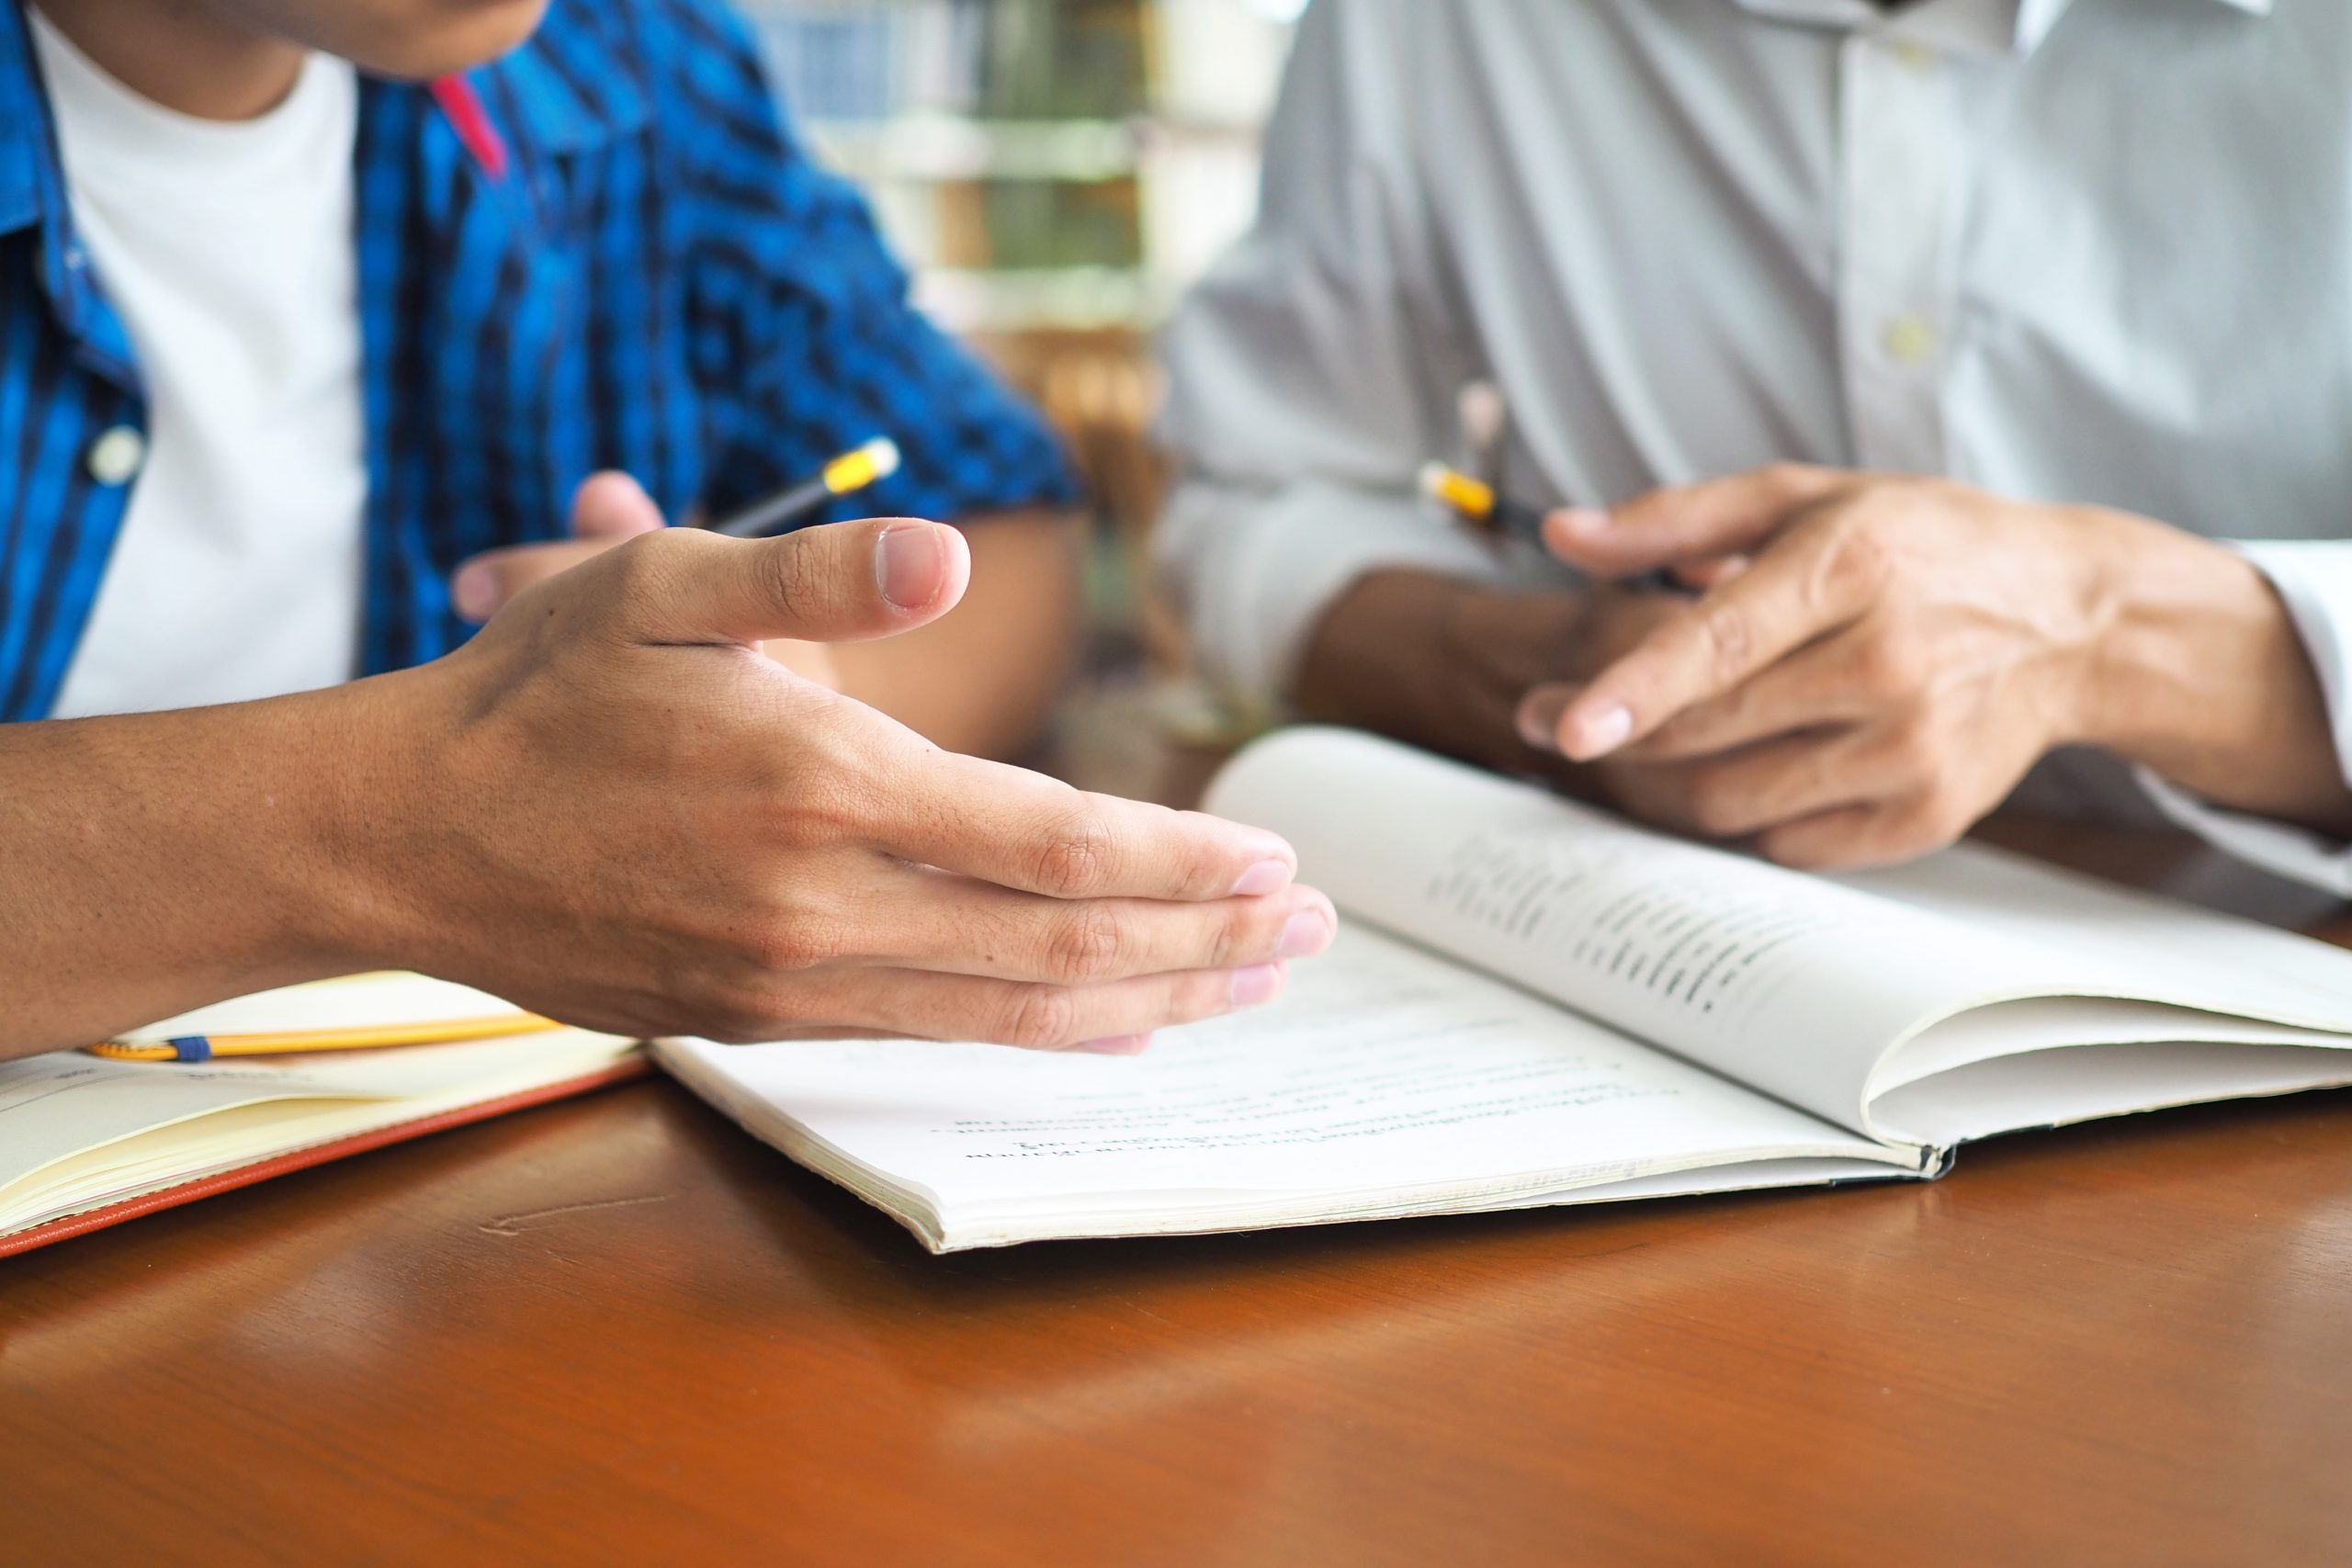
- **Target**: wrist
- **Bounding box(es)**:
[2075,512,2349,824]
[272,665,452,977]
[2078,513,2257,758]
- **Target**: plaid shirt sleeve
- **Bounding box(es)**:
[657,0,1081,529]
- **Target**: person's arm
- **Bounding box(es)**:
[2,485,1337,1063]
[1155,0,1501,711]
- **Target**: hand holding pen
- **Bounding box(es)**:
[1418,463,1735,596]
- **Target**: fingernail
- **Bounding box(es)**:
[1569,702,1634,760]
[1229,962,1288,1009]
[1275,908,1332,960]
[1077,1033,1152,1055]
[1516,688,1572,752]
[1230,858,1293,897]
[1555,506,1607,536]
[452,563,499,623]
[875,523,946,611]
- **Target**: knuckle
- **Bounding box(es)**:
[1697,603,1756,682]
[1046,902,1128,983]
[1028,805,1118,896]
[1820,512,1893,598]
[765,544,842,629]
[1213,898,1279,968]
[1001,986,1081,1050]
[766,801,841,856]
[1162,814,1226,897]
[594,531,675,614]
[1883,717,1944,779]
[741,909,838,975]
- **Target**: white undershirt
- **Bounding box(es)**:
[31,7,365,720]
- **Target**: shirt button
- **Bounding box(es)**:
[1893,39,1933,70]
[86,424,147,486]
[1882,315,1938,366]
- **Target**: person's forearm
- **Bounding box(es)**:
[1294,569,1582,777]
[830,509,1082,759]
[0,685,397,1059]
[2076,513,2352,833]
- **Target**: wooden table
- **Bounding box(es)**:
[8,699,2352,1566]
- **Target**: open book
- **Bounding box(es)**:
[1,976,639,1256]
[657,728,2352,1252]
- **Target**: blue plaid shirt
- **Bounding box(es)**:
[0,0,1077,721]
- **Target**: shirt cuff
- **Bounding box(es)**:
[2135,768,2352,899]
[2126,540,2352,897]
[1156,477,1510,709]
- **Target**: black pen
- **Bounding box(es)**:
[706,437,901,539]
[1419,462,1683,594]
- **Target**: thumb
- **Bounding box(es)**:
[1540,464,1844,576]
[619,516,970,647]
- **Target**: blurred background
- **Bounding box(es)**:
[742,0,1304,766]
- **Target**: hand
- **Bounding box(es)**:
[452,475,843,689]
[1292,568,1690,793]
[343,493,1337,1052]
[1516,465,2346,868]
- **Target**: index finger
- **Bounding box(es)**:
[1542,463,1847,578]
[1545,514,1870,761]
[877,744,1301,903]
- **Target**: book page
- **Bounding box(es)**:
[657,924,1914,1250]
[1867,1043,2352,1147]
[1206,731,2352,1138]
[1204,731,2070,1132]
[1843,846,2352,1029]
[119,971,533,1044]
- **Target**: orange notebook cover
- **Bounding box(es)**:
[1,1043,649,1260]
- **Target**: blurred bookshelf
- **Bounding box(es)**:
[743,0,1298,715]
[745,0,1295,334]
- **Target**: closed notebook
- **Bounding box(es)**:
[1,976,641,1258]
[655,728,2352,1253]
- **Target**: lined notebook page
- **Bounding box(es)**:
[0,1032,635,1237]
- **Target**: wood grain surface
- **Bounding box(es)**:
[7,705,2351,1566]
